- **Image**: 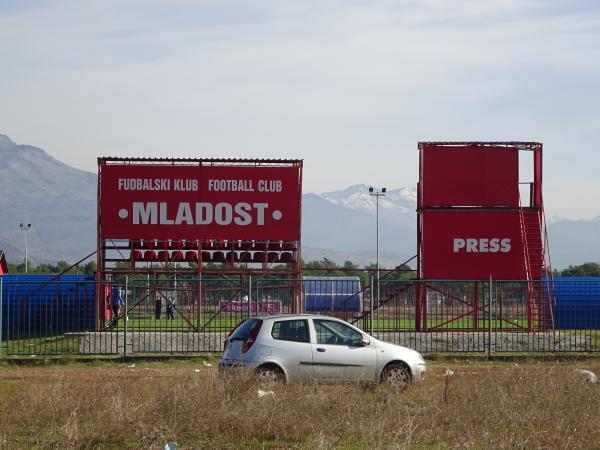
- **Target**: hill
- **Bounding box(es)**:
[0,134,96,264]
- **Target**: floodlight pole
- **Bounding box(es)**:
[369,187,386,326]
[19,223,31,273]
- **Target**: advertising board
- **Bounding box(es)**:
[218,300,282,314]
[99,164,301,240]
[421,210,526,279]
[421,145,519,207]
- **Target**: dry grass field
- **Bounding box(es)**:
[1,358,600,449]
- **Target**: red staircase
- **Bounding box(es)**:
[520,208,554,330]
[522,209,544,278]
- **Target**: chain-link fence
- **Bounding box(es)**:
[1,276,599,356]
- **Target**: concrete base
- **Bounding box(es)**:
[77,330,596,355]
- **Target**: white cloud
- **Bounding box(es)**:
[1,0,600,217]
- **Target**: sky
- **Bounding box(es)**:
[1,0,600,219]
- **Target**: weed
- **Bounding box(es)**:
[0,361,600,448]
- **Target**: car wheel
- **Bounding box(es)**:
[256,365,284,385]
[381,363,411,390]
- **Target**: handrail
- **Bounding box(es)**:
[517,193,536,331]
[539,194,556,328]
[518,195,532,283]
[347,254,418,324]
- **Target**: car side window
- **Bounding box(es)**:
[314,319,363,346]
[271,319,310,343]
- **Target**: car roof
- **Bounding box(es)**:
[251,314,344,321]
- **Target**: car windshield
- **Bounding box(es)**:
[229,318,262,341]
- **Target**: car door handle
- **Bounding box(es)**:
[316,348,326,352]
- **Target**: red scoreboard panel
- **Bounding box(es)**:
[421,145,519,207]
[421,210,526,280]
[99,164,302,241]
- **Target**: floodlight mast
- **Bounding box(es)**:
[368,187,386,321]
[19,223,31,273]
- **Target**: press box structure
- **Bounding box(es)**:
[416,142,553,331]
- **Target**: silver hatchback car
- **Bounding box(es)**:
[219,314,426,388]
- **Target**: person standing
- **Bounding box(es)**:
[166,299,175,320]
[111,286,125,327]
[155,296,162,320]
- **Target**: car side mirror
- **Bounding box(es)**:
[360,338,370,347]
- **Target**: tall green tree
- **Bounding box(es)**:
[560,262,600,277]
[7,259,98,275]
[365,262,415,281]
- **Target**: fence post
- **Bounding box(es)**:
[124,276,128,357]
[330,277,334,313]
[248,275,252,318]
[369,276,374,334]
[488,275,492,358]
[0,276,3,358]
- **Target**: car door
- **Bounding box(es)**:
[310,318,377,381]
[268,319,314,381]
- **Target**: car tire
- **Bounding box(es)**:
[256,365,285,385]
[381,363,411,390]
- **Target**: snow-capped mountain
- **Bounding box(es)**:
[302,185,417,264]
[303,185,600,269]
[318,184,416,215]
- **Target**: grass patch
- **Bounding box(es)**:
[2,334,82,356]
[108,315,533,332]
[1,360,600,448]
[109,314,246,331]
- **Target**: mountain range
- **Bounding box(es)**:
[0,133,598,269]
[0,134,96,264]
